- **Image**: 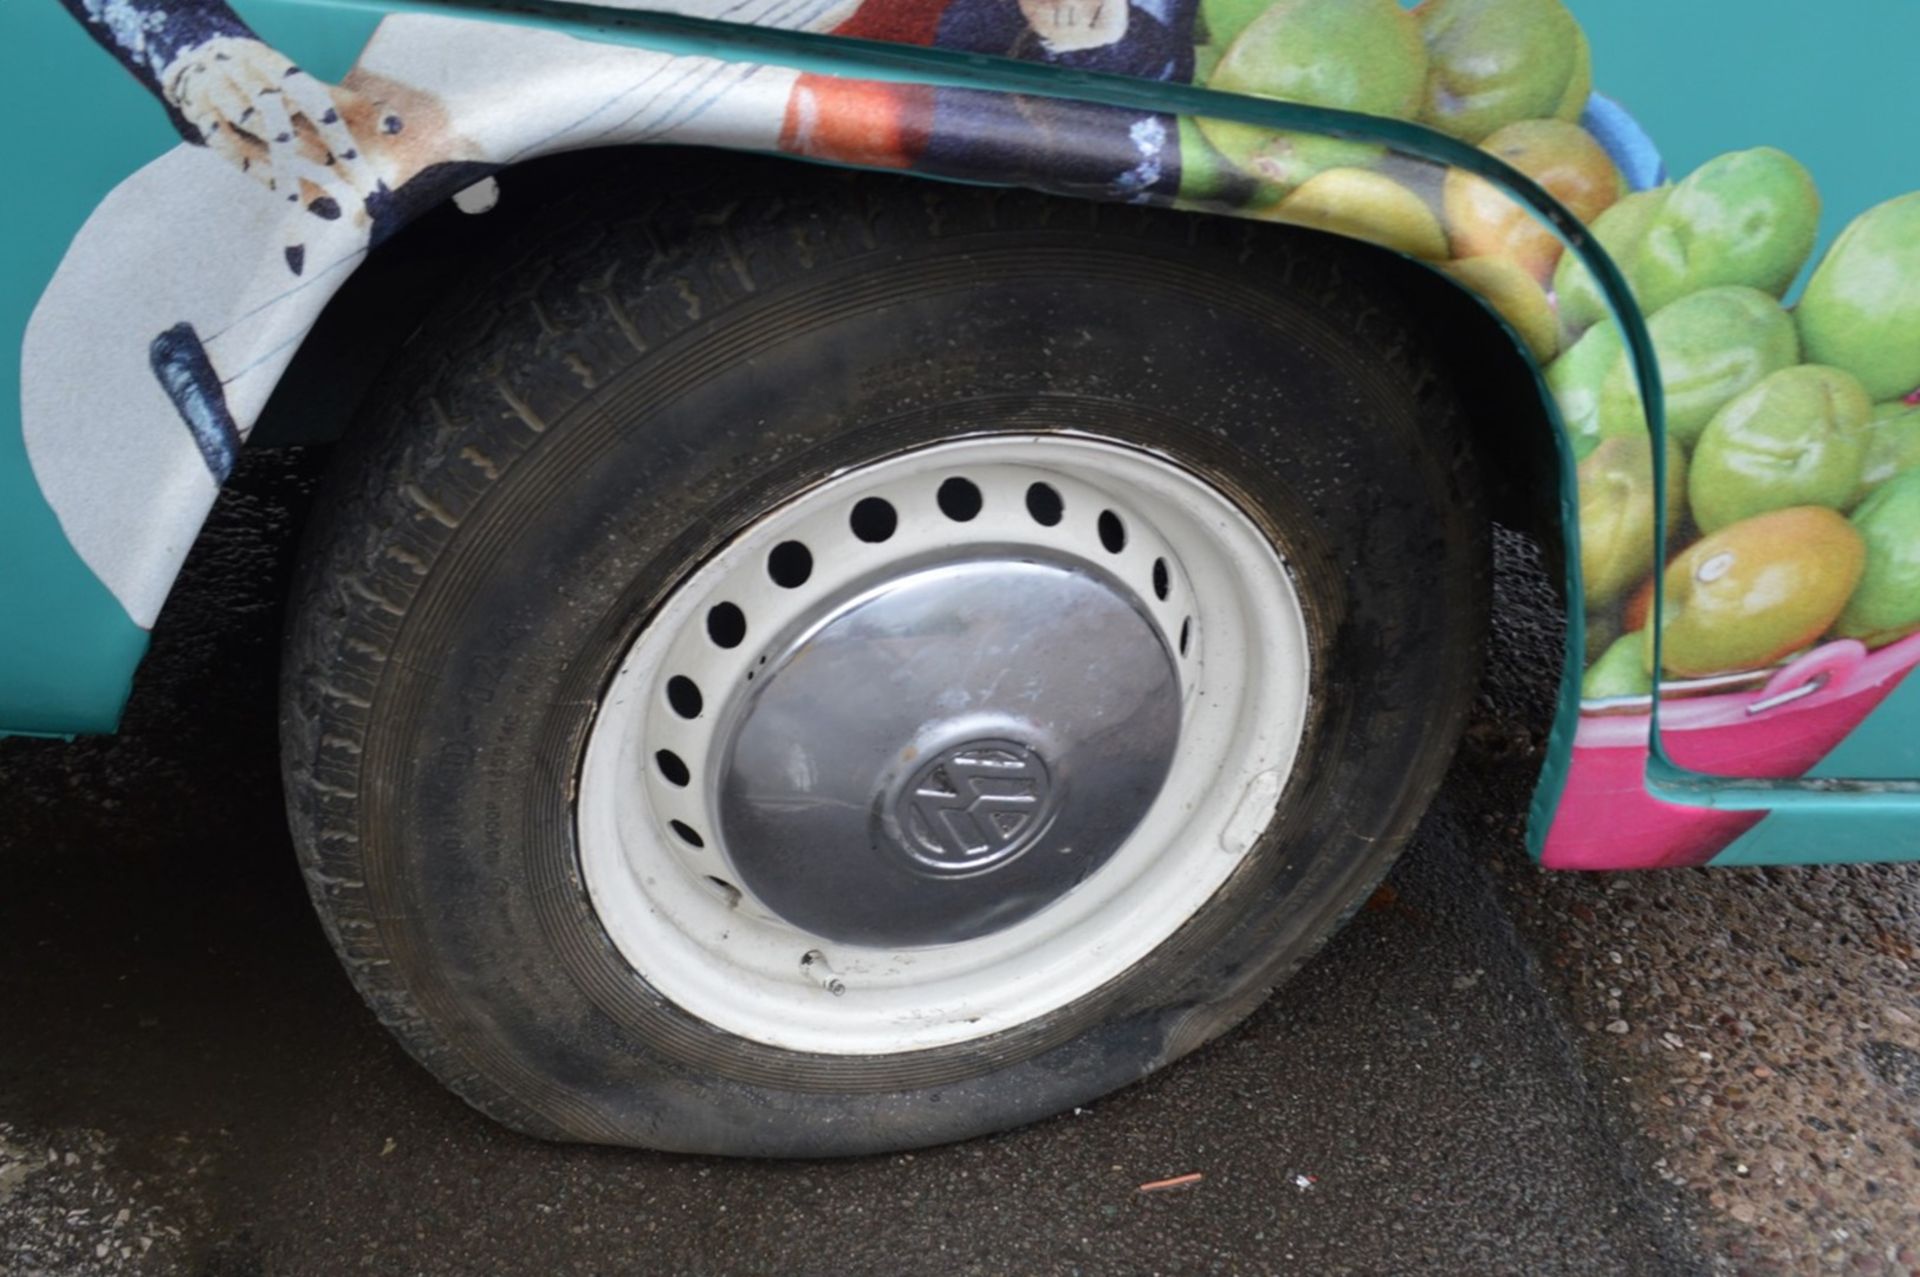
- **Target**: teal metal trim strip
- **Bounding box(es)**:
[1648,766,1920,811]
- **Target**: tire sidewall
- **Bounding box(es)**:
[291,210,1485,1156]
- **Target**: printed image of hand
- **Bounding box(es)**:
[1017,0,1128,52]
[162,35,401,226]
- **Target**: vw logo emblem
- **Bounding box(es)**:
[892,739,1056,877]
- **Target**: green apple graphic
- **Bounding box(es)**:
[1688,364,1871,532]
[1199,0,1275,47]
[1797,192,1920,401]
[1860,400,1920,498]
[1596,285,1799,449]
[1177,117,1279,208]
[1583,631,1652,699]
[1548,319,1625,459]
[1630,148,1821,315]
[1834,469,1920,647]
[1414,0,1591,143]
[1201,0,1428,190]
[1553,186,1671,338]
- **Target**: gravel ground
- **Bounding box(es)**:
[2,449,1916,1274]
[1479,538,1920,1275]
[0,1125,198,1274]
[1503,860,1920,1274]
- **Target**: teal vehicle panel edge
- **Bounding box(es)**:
[0,2,378,737]
[0,2,172,735]
[1571,0,1920,864]
[1576,0,1920,278]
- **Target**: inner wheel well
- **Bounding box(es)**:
[252,148,1560,553]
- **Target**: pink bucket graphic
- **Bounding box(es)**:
[1543,631,1920,870]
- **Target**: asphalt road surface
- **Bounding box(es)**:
[3,451,1917,1275]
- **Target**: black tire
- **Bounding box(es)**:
[281,153,1489,1157]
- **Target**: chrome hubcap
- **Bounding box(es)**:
[894,738,1056,877]
[576,434,1310,1055]
[718,556,1180,946]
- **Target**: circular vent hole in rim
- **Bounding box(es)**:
[768,541,813,588]
[666,676,704,719]
[937,477,984,522]
[1025,482,1064,527]
[706,602,747,649]
[849,497,898,543]
[655,749,691,787]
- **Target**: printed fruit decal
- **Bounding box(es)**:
[1443,119,1624,281]
[1176,117,1256,207]
[1578,435,1686,610]
[1796,193,1920,401]
[1201,0,1427,188]
[1199,0,1282,48]
[1553,186,1671,336]
[1275,168,1447,259]
[1861,401,1920,496]
[1549,319,1624,459]
[1687,365,1871,532]
[1594,286,1800,448]
[1553,149,1819,340]
[1629,148,1820,316]
[1583,631,1651,700]
[1027,0,1920,732]
[1444,255,1557,362]
[1648,508,1865,678]
[1414,0,1590,143]
[1835,471,1920,647]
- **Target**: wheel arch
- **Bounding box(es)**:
[258,145,1570,551]
[252,140,1575,643]
[245,141,1575,824]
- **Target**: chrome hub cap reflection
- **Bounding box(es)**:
[575,435,1310,1055]
[718,557,1179,946]
[894,738,1055,877]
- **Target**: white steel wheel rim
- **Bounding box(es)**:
[577,434,1309,1055]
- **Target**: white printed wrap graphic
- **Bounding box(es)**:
[23,1,845,626]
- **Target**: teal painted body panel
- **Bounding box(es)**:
[1576,1,1916,272]
[1807,675,1920,782]
[0,2,374,734]
[1705,675,1920,865]
[0,4,170,733]
[1573,0,1920,866]
[1717,804,1920,867]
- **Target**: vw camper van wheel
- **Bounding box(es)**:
[281,161,1488,1155]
